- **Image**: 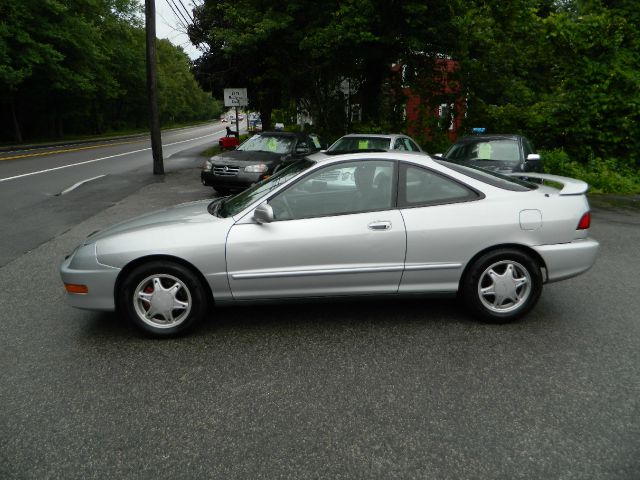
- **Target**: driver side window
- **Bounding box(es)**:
[269,160,395,221]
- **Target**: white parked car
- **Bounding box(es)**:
[327,133,423,153]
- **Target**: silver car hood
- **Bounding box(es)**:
[84,200,216,244]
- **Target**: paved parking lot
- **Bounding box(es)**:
[1,168,639,479]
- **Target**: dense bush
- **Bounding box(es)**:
[542,149,640,194]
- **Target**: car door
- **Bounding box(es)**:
[225,160,406,299]
[397,163,484,293]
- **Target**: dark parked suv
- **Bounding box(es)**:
[439,134,542,174]
[201,131,322,195]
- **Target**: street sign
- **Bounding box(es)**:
[224,88,248,107]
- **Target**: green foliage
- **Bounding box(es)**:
[157,39,221,124]
[542,149,640,194]
[523,3,640,167]
[0,0,218,142]
[455,0,640,171]
[3,0,639,197]
[405,101,455,154]
[191,0,459,133]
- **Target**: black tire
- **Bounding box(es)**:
[118,260,210,337]
[460,248,542,324]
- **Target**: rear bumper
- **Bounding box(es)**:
[533,238,599,283]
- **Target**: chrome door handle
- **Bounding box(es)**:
[368,221,391,231]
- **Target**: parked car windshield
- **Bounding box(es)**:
[328,136,391,152]
[217,159,316,217]
[446,139,521,163]
[238,134,295,154]
[436,160,537,191]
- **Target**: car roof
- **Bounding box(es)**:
[308,150,431,166]
[258,131,309,139]
[337,133,407,139]
[455,134,525,143]
[230,150,540,220]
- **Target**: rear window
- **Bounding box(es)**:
[436,160,537,192]
[328,136,391,152]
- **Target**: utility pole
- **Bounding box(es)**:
[145,0,164,175]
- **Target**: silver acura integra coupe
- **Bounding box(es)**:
[61,152,599,337]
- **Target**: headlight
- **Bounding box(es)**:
[203,159,213,170]
[68,243,98,269]
[244,164,268,173]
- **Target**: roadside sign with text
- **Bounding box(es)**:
[224,88,248,107]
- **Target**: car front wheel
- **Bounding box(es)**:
[461,249,542,323]
[119,261,209,337]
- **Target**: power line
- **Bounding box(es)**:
[168,0,191,31]
[164,0,188,31]
[176,0,195,24]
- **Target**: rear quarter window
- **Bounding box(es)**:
[399,164,481,207]
[436,160,537,192]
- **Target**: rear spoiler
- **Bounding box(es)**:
[508,173,589,195]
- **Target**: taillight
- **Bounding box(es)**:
[577,212,591,230]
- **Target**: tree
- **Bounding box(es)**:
[452,0,640,165]
[189,0,303,129]
[0,0,66,141]
[190,0,460,138]
[0,0,219,143]
[533,1,640,163]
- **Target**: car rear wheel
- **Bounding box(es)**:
[119,261,209,337]
[461,249,542,323]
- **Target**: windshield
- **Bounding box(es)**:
[237,134,295,154]
[446,139,521,163]
[217,159,316,217]
[436,160,537,191]
[328,136,391,152]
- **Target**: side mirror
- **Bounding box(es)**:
[295,146,310,155]
[526,153,541,161]
[253,202,274,224]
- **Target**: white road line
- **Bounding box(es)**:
[0,131,226,183]
[59,175,107,195]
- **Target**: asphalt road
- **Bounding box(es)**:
[0,162,638,479]
[0,122,227,266]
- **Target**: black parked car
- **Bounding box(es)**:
[438,134,543,174]
[202,131,323,195]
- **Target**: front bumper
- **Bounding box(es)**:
[60,244,120,311]
[533,237,599,283]
[201,169,264,191]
